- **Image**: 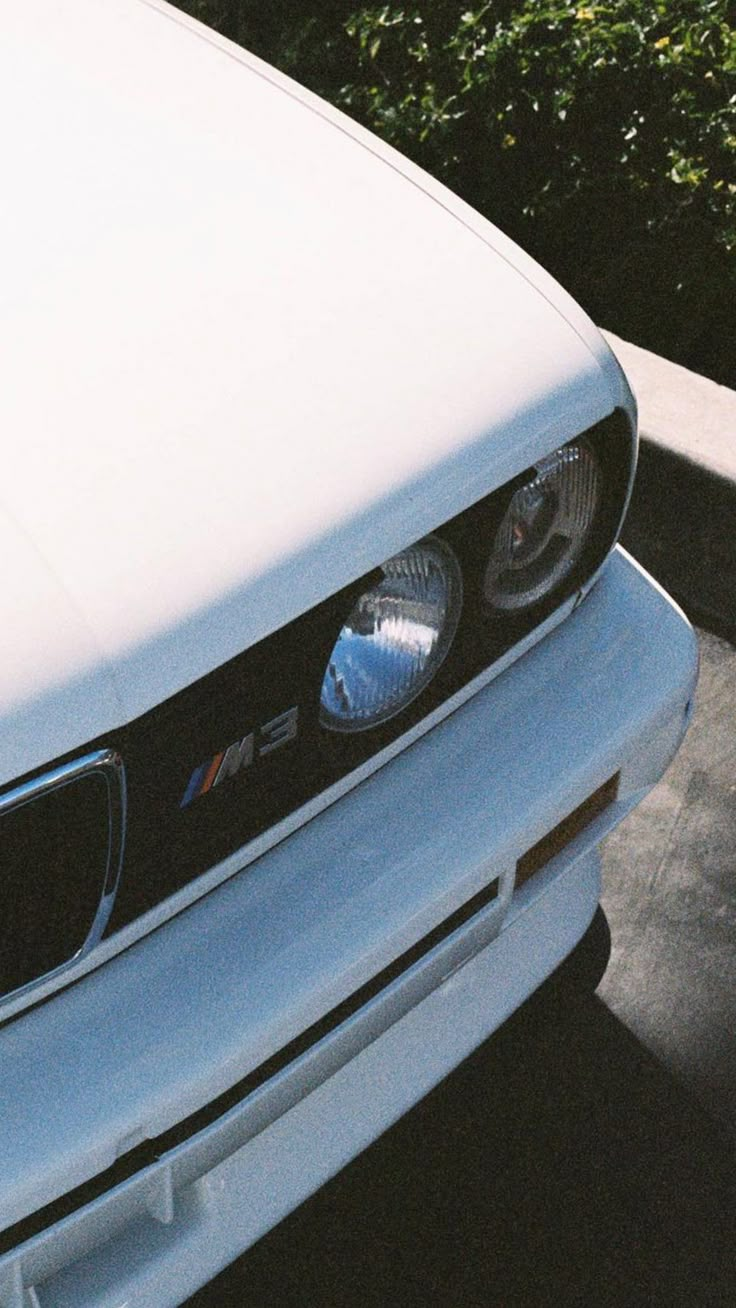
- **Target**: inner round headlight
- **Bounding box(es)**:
[320,537,462,732]
[484,441,601,611]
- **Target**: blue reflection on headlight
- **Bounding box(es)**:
[320,537,462,732]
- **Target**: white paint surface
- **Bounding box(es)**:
[0,0,631,780]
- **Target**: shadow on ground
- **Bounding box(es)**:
[600,629,736,1136]
[190,984,735,1307]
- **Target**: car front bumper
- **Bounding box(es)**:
[0,547,698,1308]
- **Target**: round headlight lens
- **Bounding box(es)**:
[484,441,601,611]
[320,537,462,732]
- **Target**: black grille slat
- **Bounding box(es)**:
[0,774,111,995]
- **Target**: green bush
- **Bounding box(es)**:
[176,2,736,385]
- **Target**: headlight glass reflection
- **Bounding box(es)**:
[484,441,600,611]
[320,537,462,732]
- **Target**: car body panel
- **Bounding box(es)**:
[0,507,122,784]
[0,548,697,1304]
[0,0,633,780]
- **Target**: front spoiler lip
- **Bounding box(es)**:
[0,850,605,1305]
[0,547,697,1243]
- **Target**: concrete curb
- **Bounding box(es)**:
[603,330,736,640]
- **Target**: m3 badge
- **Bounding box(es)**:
[180,706,298,808]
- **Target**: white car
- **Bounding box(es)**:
[0,2,698,1304]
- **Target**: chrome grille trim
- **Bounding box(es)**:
[0,749,126,1008]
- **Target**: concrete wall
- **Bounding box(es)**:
[604,331,736,639]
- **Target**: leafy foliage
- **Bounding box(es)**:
[175,2,736,384]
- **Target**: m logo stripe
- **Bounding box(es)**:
[200,752,225,796]
[214,735,254,787]
[180,762,208,809]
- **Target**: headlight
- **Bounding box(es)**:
[484,440,601,611]
[320,537,462,732]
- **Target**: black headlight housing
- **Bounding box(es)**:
[319,408,635,749]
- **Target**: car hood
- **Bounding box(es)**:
[0,0,634,783]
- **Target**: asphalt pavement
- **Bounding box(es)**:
[600,626,736,1135]
[191,626,736,1306]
